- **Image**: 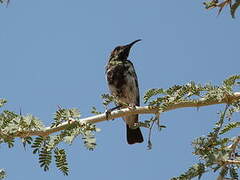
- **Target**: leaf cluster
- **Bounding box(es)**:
[0,169,6,180]
[170,76,240,180]
[144,75,240,109]
[203,0,240,18]
[144,82,214,109]
[0,75,239,179]
[143,75,240,179]
[31,115,98,175]
[0,103,99,176]
[52,107,80,127]
[101,93,129,108]
[0,109,44,148]
[172,104,240,179]
[30,121,98,175]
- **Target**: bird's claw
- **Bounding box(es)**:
[128,103,136,110]
[105,109,112,120]
[105,105,122,120]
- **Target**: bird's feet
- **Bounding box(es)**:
[128,103,137,111]
[105,105,122,120]
[105,109,112,120]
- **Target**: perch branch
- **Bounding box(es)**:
[3,92,240,138]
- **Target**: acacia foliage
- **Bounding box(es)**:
[0,106,98,176]
[1,0,240,18]
[143,75,240,179]
[0,75,239,179]
[204,0,240,18]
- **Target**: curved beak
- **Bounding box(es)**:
[127,39,141,48]
[116,39,141,59]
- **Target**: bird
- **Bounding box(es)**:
[105,39,144,144]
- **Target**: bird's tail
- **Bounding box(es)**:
[126,125,143,144]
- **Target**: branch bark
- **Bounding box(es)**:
[224,160,240,165]
[7,92,240,138]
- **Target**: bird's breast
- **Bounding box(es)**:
[106,61,135,87]
[106,61,139,105]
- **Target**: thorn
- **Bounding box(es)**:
[19,107,22,116]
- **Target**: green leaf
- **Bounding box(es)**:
[54,148,69,176]
[101,93,115,106]
[143,88,165,103]
[22,137,33,149]
[220,122,240,135]
[0,99,7,108]
[170,163,205,180]
[229,166,238,179]
[223,75,240,87]
[203,0,218,9]
[91,106,102,115]
[39,147,52,171]
[0,169,6,180]
[219,166,229,178]
[82,130,96,151]
[231,0,240,18]
[52,108,80,127]
[31,136,45,154]
[4,138,14,148]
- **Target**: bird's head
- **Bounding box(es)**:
[109,39,141,61]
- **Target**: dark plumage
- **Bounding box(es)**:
[105,40,143,144]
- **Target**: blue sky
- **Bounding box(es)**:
[0,0,240,179]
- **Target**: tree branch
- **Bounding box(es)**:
[223,160,240,165]
[5,92,240,138]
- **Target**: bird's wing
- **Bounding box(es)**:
[125,60,140,106]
